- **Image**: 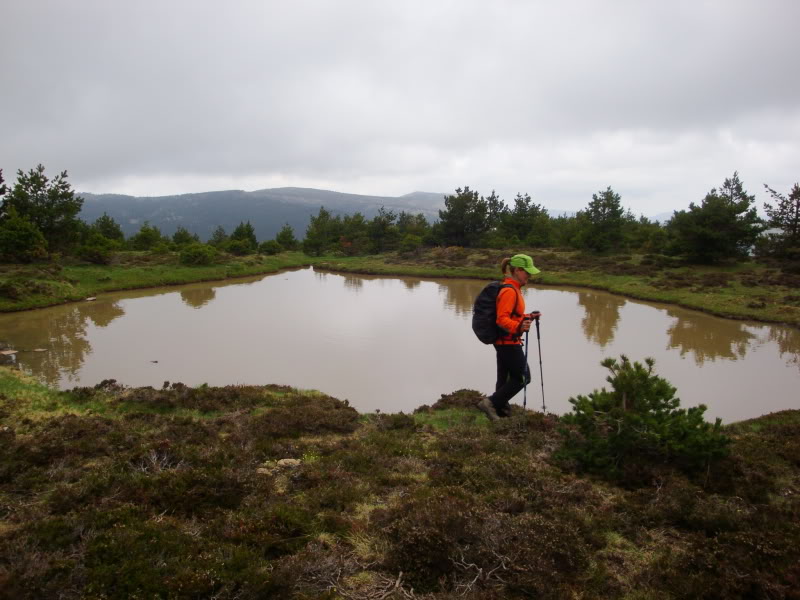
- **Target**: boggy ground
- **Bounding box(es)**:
[1,368,798,599]
[317,248,800,328]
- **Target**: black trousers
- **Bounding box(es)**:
[490,343,531,410]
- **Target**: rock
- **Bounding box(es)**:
[0,350,17,356]
[85,297,96,302]
[277,458,301,469]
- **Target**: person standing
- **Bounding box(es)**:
[477,254,541,420]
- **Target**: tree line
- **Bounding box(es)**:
[1,164,798,266]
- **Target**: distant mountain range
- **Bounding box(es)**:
[78,188,447,241]
[77,187,680,242]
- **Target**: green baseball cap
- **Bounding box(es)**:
[509,254,541,275]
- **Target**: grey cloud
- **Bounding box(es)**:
[1,0,798,214]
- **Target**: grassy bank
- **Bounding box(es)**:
[315,248,800,328]
[1,367,798,598]
[2,248,799,328]
[0,252,315,312]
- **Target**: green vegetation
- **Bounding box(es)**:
[559,356,730,481]
[0,252,314,311]
[1,366,797,598]
[763,182,800,259]
[667,172,765,264]
[314,247,800,327]
[1,164,798,324]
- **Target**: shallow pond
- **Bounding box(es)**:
[1,267,798,422]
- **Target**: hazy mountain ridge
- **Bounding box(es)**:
[78,188,447,241]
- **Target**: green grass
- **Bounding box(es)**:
[0,251,316,311]
[3,248,798,327]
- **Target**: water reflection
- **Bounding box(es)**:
[438,279,484,316]
[1,269,798,421]
[665,308,755,364]
[578,291,625,347]
[180,287,216,309]
[767,326,800,368]
[343,275,364,291]
[1,299,124,386]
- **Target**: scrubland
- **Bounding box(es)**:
[1,367,798,599]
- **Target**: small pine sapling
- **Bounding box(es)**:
[559,355,730,481]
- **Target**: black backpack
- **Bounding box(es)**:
[471,281,516,344]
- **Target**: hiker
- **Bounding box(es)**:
[477,254,541,421]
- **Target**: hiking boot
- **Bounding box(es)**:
[477,397,500,422]
[496,404,512,418]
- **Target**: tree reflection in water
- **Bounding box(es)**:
[343,275,364,291]
[665,308,755,364]
[578,291,625,347]
[1,300,124,387]
[180,287,216,309]
[438,279,481,317]
[767,326,800,369]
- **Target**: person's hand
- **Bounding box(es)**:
[519,318,532,333]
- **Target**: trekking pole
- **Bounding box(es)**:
[523,329,529,410]
[535,317,545,412]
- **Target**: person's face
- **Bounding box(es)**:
[513,267,530,286]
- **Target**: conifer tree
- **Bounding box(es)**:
[1,164,84,252]
[230,221,257,251]
[668,172,764,263]
[91,212,125,242]
[763,182,800,256]
[437,186,490,247]
[172,226,199,247]
[560,355,730,481]
[275,223,299,250]
[577,186,625,253]
[208,225,228,248]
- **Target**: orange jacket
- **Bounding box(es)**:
[495,277,526,345]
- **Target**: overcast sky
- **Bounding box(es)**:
[1,1,798,216]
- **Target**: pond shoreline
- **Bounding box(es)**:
[314,258,800,329]
[2,250,798,329]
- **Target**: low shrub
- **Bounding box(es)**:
[558,355,730,483]
[258,240,283,255]
[179,242,217,265]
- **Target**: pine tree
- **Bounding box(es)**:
[668,172,764,263]
[91,212,125,242]
[1,164,84,252]
[763,182,800,257]
[172,226,199,247]
[578,186,625,253]
[437,187,490,247]
[230,221,257,252]
[275,223,299,250]
[130,221,164,251]
[560,355,730,481]
[208,226,228,248]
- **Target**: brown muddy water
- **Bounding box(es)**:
[1,267,798,422]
